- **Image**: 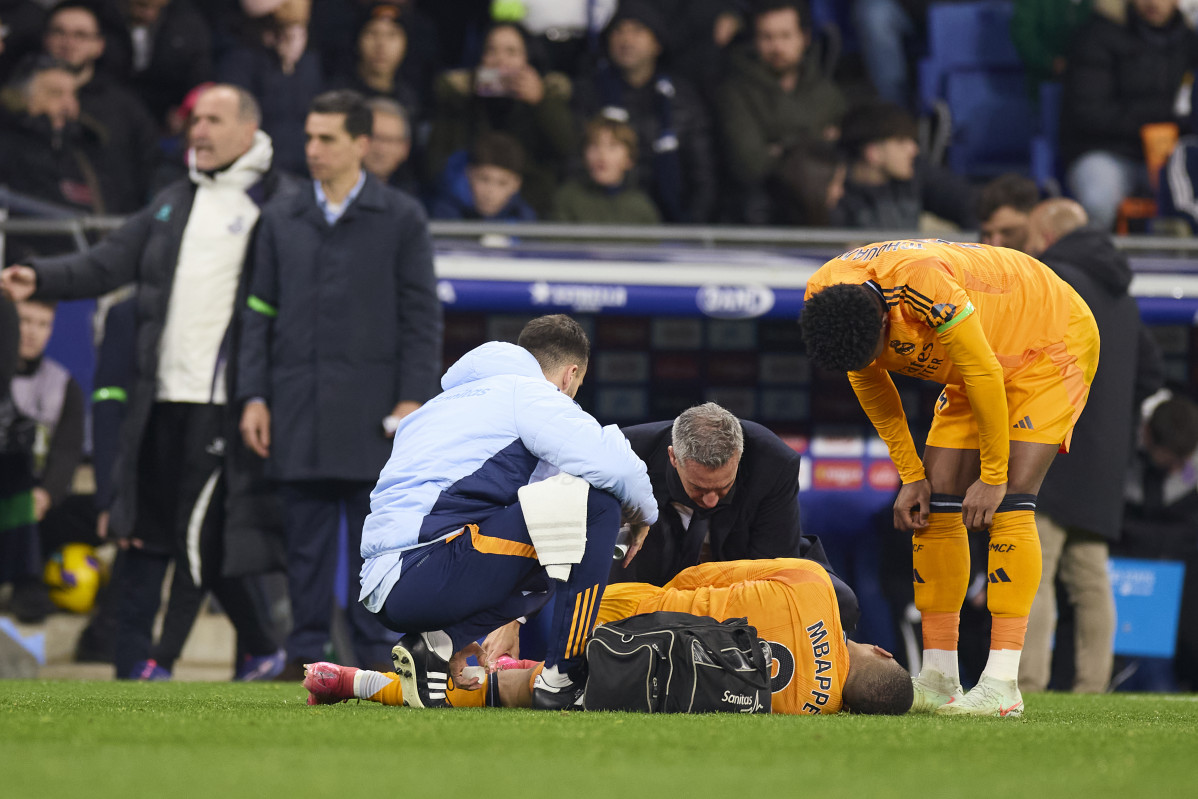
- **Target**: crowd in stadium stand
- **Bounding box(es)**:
[1,0,1197,235]
[2,0,1198,696]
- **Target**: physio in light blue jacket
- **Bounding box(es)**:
[359,315,657,708]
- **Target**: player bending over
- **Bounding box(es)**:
[303,558,914,715]
[801,239,1099,717]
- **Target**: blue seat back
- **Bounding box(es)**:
[920,2,1034,177]
[943,69,1035,177]
[926,1,1021,71]
[43,298,96,401]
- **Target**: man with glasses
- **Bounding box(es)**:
[41,0,158,211]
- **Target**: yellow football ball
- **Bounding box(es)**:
[43,544,107,614]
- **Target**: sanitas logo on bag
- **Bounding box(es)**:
[697,284,775,319]
[722,690,763,713]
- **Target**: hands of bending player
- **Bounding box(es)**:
[893,479,930,531]
[481,620,520,670]
[962,479,1006,531]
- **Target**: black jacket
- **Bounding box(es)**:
[1036,227,1164,540]
[237,174,443,483]
[0,111,107,214]
[834,157,978,231]
[610,419,859,631]
[1061,7,1198,165]
[103,0,214,124]
[0,110,111,262]
[77,73,162,214]
[29,166,302,574]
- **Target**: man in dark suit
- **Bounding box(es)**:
[611,402,859,631]
[238,89,443,678]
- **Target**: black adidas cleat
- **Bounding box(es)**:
[391,633,451,708]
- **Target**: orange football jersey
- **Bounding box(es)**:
[805,239,1082,385]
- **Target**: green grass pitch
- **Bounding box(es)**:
[2,682,1196,799]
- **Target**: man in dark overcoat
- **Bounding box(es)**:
[238,89,443,676]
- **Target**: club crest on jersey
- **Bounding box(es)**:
[890,340,915,355]
[929,302,957,325]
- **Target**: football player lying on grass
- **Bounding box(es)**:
[303,559,914,715]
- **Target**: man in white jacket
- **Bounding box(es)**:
[358,315,658,709]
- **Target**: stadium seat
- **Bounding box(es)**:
[809,0,858,53]
[918,1,1035,178]
[44,298,96,403]
[942,70,1036,178]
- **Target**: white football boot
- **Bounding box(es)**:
[909,667,965,713]
[935,674,1023,718]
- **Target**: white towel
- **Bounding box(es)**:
[519,472,591,581]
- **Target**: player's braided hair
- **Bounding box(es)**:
[800,283,885,371]
[842,656,914,716]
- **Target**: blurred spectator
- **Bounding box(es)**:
[0,291,43,622]
[41,1,158,212]
[1061,0,1198,231]
[1158,82,1198,233]
[1118,394,1198,691]
[1160,135,1198,233]
[654,0,744,105]
[426,22,574,216]
[1020,198,1164,694]
[219,0,323,174]
[332,2,419,121]
[431,130,535,221]
[492,0,616,75]
[237,90,442,677]
[0,55,113,262]
[834,100,977,231]
[715,0,845,224]
[4,297,82,622]
[572,1,716,223]
[12,299,83,530]
[1011,0,1097,97]
[768,138,846,227]
[552,113,661,224]
[363,96,417,195]
[1,85,299,679]
[196,0,272,63]
[103,0,213,126]
[310,1,440,113]
[0,0,46,84]
[978,173,1041,250]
